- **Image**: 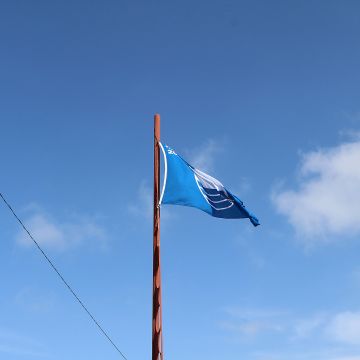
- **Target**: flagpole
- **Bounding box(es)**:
[152,113,163,360]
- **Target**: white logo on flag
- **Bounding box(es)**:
[193,168,234,211]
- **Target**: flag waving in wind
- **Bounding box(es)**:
[159,144,259,226]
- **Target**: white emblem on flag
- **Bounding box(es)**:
[193,168,234,211]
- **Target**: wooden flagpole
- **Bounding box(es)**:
[152,114,163,360]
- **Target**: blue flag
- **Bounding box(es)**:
[159,143,259,227]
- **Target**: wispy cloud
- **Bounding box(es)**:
[272,139,360,245]
[351,267,360,286]
[16,208,107,252]
[128,180,172,221]
[292,314,326,339]
[220,307,287,339]
[187,139,224,173]
[342,111,360,124]
[219,306,360,360]
[15,286,55,313]
[221,306,360,347]
[235,236,266,269]
[326,311,360,345]
[128,180,153,220]
[186,139,251,195]
[252,350,360,360]
[221,320,281,337]
[339,129,360,141]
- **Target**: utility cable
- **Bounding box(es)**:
[0,192,128,360]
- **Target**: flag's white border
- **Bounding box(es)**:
[159,142,167,206]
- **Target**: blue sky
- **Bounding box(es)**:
[1,1,360,359]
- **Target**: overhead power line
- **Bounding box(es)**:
[0,192,128,360]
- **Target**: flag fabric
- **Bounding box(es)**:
[159,143,259,227]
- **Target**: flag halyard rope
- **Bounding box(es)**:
[0,192,128,360]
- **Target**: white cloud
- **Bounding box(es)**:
[16,211,106,252]
[272,139,360,244]
[221,306,360,345]
[220,306,360,359]
[326,311,360,345]
[188,139,223,173]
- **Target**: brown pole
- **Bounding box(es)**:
[152,114,163,360]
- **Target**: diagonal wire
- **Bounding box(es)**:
[0,192,128,360]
